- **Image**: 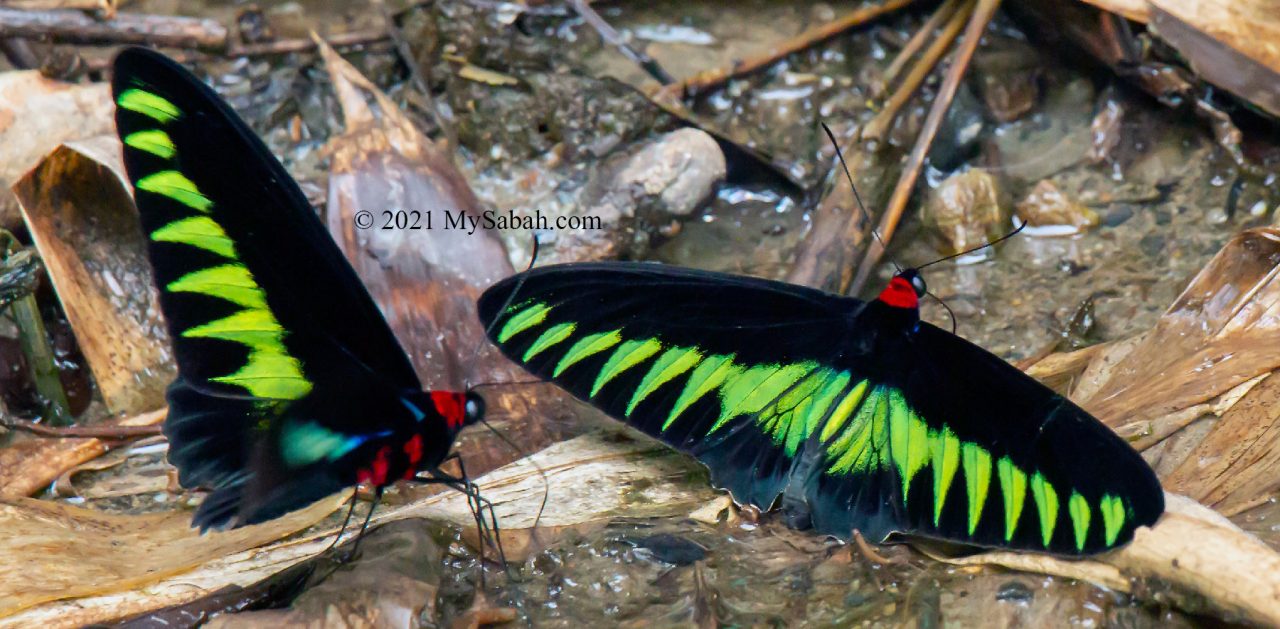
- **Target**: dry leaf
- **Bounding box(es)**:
[315,37,516,393]
[1074,228,1280,430]
[1149,0,1280,117]
[0,493,345,624]
[5,430,713,625]
[0,71,112,230]
[0,408,165,497]
[12,136,175,415]
[932,494,1280,626]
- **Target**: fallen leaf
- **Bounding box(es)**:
[0,407,165,498]
[0,492,345,623]
[12,136,175,415]
[0,71,112,230]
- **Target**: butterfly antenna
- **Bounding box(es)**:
[927,291,958,335]
[820,122,901,274]
[916,217,1026,271]
[465,232,542,391]
[478,414,551,532]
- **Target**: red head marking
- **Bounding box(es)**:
[430,391,466,430]
[878,276,919,309]
[402,434,424,479]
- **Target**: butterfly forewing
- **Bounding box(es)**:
[113,48,426,528]
[478,263,1163,555]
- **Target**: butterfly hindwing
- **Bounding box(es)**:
[478,263,1163,555]
[113,48,425,526]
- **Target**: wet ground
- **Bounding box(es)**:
[16,0,1280,625]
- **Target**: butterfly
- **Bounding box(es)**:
[477,263,1164,555]
[113,47,485,531]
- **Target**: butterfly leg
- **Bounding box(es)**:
[411,465,509,575]
[329,487,383,564]
[324,488,361,554]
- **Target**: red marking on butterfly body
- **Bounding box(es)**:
[877,276,918,309]
[403,434,423,479]
[431,391,466,429]
[357,445,393,487]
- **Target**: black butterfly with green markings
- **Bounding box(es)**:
[479,264,1164,555]
[114,47,484,530]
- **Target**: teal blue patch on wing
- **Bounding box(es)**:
[280,420,386,467]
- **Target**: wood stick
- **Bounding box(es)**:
[879,0,963,92]
[654,0,918,99]
[0,8,227,50]
[570,0,674,85]
[228,28,390,57]
[849,0,1003,294]
[863,0,974,142]
[1,415,162,438]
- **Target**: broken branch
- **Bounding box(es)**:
[850,0,1002,294]
[654,0,918,99]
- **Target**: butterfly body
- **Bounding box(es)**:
[479,263,1163,555]
[113,47,481,530]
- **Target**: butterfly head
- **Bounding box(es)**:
[878,269,926,309]
[402,390,485,438]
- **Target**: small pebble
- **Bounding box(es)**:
[996,580,1034,603]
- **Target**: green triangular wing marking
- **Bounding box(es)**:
[768,369,847,456]
[137,170,213,212]
[1068,491,1091,552]
[887,389,930,505]
[997,457,1028,542]
[818,379,868,442]
[663,354,737,430]
[710,362,817,434]
[118,86,311,402]
[523,322,576,361]
[1099,494,1126,546]
[591,338,663,396]
[499,302,551,343]
[929,427,960,526]
[168,265,268,310]
[962,443,992,535]
[827,387,889,475]
[628,346,703,416]
[554,330,622,376]
[124,129,176,159]
[212,351,310,399]
[150,216,237,259]
[803,371,852,437]
[117,88,181,123]
[1030,472,1059,547]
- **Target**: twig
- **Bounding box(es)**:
[0,8,228,50]
[1,233,71,427]
[653,0,918,99]
[0,416,161,438]
[853,530,892,564]
[862,0,974,142]
[879,0,963,92]
[370,0,456,152]
[850,0,1003,294]
[0,37,38,69]
[227,29,391,56]
[570,0,674,85]
[0,8,391,58]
